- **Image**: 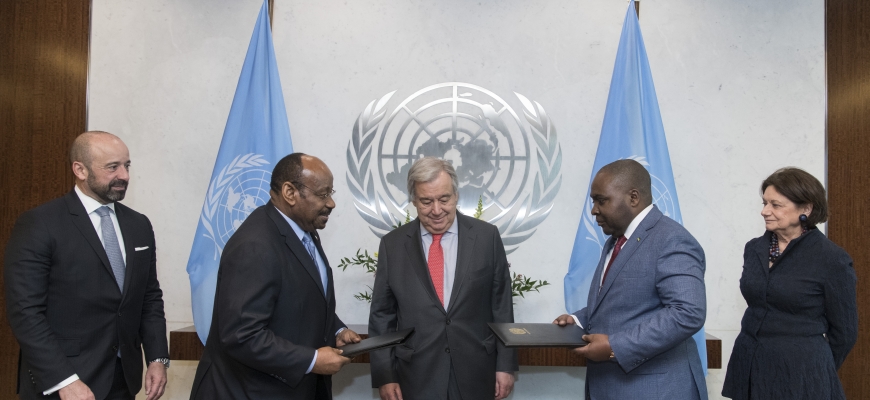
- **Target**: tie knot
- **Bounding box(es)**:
[432,233,443,243]
[95,206,112,218]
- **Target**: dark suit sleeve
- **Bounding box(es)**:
[491,231,518,372]
[609,233,706,373]
[138,217,168,362]
[368,238,399,387]
[332,315,347,337]
[824,251,858,369]
[215,239,316,386]
[3,211,77,391]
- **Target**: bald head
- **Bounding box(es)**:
[70,131,131,204]
[597,159,653,207]
[70,131,121,168]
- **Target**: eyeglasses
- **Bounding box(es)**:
[294,182,336,200]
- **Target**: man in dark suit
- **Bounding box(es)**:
[190,153,360,400]
[5,131,169,400]
[369,157,518,400]
[555,159,707,400]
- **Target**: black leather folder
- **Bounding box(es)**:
[337,327,415,358]
[488,323,587,348]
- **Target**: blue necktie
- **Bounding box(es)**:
[95,206,125,293]
[302,235,327,294]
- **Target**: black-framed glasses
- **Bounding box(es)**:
[294,182,336,200]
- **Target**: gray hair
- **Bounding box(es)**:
[407,157,459,202]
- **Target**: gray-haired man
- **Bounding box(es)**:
[368,157,518,400]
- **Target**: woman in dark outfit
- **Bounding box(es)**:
[722,168,857,400]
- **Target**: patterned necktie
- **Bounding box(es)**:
[95,206,125,292]
[600,235,627,288]
[428,234,445,305]
[303,235,327,294]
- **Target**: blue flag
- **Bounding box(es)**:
[186,0,293,344]
[563,0,707,374]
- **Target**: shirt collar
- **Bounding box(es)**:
[622,204,654,240]
[420,215,459,237]
[74,185,115,215]
[274,205,309,242]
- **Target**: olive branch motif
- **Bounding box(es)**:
[199,153,269,259]
[490,92,563,254]
[346,90,400,237]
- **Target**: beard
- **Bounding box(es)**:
[87,172,128,203]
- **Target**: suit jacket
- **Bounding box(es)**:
[369,213,518,399]
[190,202,346,400]
[4,190,168,400]
[571,206,707,400]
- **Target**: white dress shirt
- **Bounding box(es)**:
[75,185,127,262]
[45,187,129,395]
[572,204,654,329]
[420,218,459,310]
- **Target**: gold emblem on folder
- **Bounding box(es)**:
[509,328,531,335]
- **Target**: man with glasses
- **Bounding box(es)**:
[368,157,518,400]
[190,153,360,400]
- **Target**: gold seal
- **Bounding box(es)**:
[509,328,530,335]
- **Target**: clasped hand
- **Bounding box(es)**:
[552,314,613,362]
[312,328,361,375]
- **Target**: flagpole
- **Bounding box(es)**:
[268,0,274,30]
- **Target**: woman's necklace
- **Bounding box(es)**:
[769,227,808,264]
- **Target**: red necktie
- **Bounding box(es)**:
[428,234,445,305]
[601,235,627,287]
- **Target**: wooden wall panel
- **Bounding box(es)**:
[0,0,90,394]
[826,0,870,398]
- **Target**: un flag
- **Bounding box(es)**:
[186,0,293,344]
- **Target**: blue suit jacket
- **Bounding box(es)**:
[571,205,707,400]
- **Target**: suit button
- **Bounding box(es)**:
[118,312,122,317]
[446,319,451,325]
[445,348,450,353]
[113,345,118,351]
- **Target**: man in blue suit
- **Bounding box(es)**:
[555,159,707,400]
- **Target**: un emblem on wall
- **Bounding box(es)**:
[347,82,562,253]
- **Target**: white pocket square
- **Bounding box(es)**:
[134,246,150,251]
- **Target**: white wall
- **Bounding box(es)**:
[87,1,825,399]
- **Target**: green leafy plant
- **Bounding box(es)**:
[340,196,549,302]
[510,271,549,298]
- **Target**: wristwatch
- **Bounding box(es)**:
[149,358,170,369]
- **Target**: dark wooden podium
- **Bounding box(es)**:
[170,324,721,368]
